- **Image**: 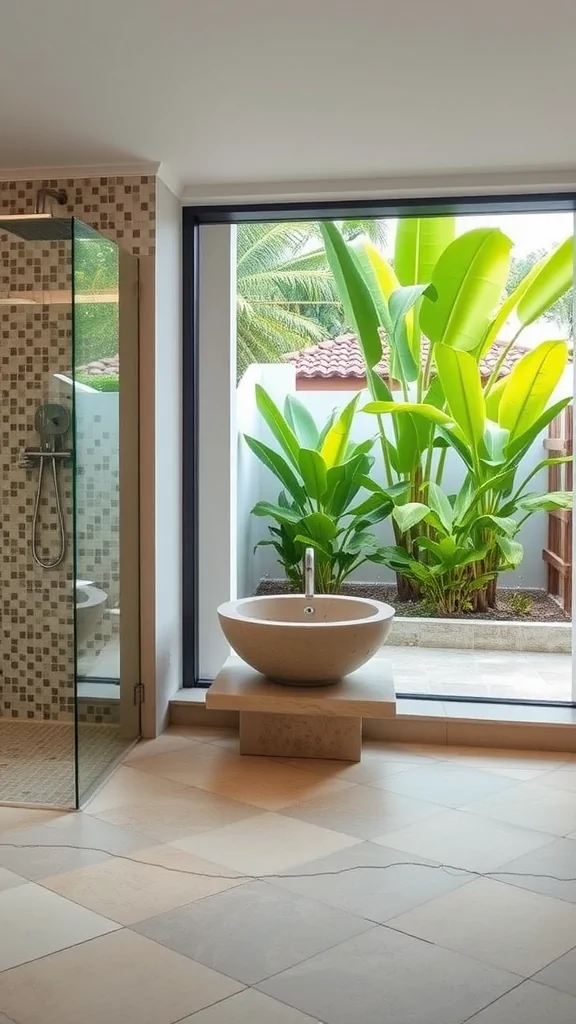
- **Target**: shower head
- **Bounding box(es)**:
[0,188,70,241]
[0,214,72,241]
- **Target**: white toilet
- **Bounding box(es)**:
[76,580,108,647]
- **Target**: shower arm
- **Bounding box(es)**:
[35,189,68,214]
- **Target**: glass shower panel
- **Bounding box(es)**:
[73,221,140,805]
[0,219,77,805]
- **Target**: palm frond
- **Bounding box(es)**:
[236,220,368,372]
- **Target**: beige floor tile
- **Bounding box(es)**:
[369,763,521,806]
[374,808,554,872]
[271,840,471,922]
[0,806,61,835]
[0,837,109,881]
[495,837,576,903]
[533,947,576,997]
[467,980,576,1023]
[123,732,204,764]
[197,762,355,811]
[536,768,576,793]
[173,812,361,875]
[135,879,373,985]
[280,784,444,839]
[276,750,437,784]
[137,746,354,811]
[132,741,239,786]
[473,766,558,781]
[168,725,239,744]
[0,866,25,892]
[92,785,263,842]
[41,848,242,925]
[3,807,151,857]
[0,882,119,972]
[258,924,519,1024]
[85,765,190,814]
[432,746,567,777]
[437,746,570,766]
[132,842,243,879]
[389,877,576,976]
[177,988,320,1022]
[0,929,243,1024]
[464,782,576,836]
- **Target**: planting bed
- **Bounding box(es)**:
[255,579,568,622]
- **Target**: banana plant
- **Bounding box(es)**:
[364,341,572,609]
[245,385,398,593]
[319,220,574,609]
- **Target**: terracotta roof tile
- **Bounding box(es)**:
[284,333,531,382]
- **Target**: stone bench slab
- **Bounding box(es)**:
[206,657,396,762]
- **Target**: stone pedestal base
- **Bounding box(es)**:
[239,711,362,761]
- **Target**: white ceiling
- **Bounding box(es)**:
[0,0,574,194]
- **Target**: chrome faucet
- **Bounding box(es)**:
[304,547,315,599]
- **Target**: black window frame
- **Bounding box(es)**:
[183,191,576,705]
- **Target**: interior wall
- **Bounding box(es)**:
[0,175,155,721]
[148,179,183,734]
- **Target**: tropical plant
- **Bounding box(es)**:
[236,221,388,376]
[244,384,396,592]
[508,249,574,335]
[320,219,573,611]
[74,235,119,365]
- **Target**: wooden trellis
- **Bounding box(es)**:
[542,405,573,614]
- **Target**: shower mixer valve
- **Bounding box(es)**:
[21,403,74,569]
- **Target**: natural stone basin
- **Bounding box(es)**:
[218,594,395,685]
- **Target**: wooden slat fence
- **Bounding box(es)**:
[542,405,573,614]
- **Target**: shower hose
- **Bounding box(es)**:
[31,455,67,569]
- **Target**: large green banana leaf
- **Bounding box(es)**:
[484,376,507,422]
[320,393,360,468]
[434,345,485,452]
[320,222,382,369]
[255,384,300,467]
[395,217,455,286]
[388,285,430,383]
[479,237,573,359]
[244,435,307,508]
[352,241,420,384]
[298,449,327,501]
[420,228,513,351]
[497,340,568,440]
[507,396,571,461]
[362,400,455,428]
[284,395,319,449]
[517,237,573,325]
[350,240,394,336]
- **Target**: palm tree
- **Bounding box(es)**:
[236,220,387,376]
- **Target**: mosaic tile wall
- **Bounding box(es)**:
[0,175,155,721]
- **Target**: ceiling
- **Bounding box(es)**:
[0,0,574,194]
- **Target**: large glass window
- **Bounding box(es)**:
[187,201,575,705]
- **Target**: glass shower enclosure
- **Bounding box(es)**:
[0,215,140,808]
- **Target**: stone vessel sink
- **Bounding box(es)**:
[218,594,395,685]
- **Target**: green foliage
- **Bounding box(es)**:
[246,386,393,592]
[75,372,119,392]
[320,220,574,611]
[510,591,532,617]
[236,221,388,377]
[73,235,119,366]
[507,248,574,334]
